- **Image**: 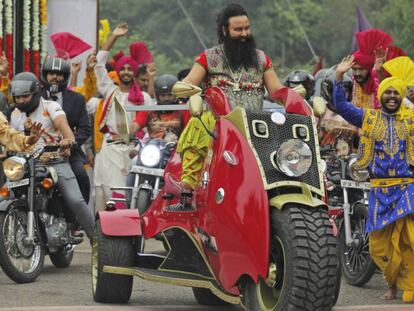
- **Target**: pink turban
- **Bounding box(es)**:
[115,56,143,104]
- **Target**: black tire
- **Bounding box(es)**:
[339,203,376,287]
[0,209,45,283]
[136,189,151,215]
[192,288,230,306]
[49,250,74,268]
[92,219,134,303]
[242,206,339,311]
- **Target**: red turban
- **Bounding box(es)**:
[114,56,143,104]
[129,41,153,66]
[352,29,393,70]
[115,56,139,75]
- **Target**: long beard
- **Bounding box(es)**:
[223,35,258,71]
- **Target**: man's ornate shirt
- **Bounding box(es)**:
[334,81,414,232]
[195,44,272,111]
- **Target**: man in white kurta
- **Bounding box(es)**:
[93,47,152,211]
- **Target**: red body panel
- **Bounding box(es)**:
[204,86,232,117]
[196,119,270,294]
[98,209,142,236]
[271,87,311,116]
[142,119,269,295]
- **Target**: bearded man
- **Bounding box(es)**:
[169,3,283,198]
[334,55,414,303]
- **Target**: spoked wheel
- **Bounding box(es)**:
[242,206,339,311]
[92,219,135,303]
[339,203,376,286]
[0,208,44,283]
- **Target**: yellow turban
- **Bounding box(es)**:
[378,56,414,101]
[377,76,407,101]
[383,56,414,86]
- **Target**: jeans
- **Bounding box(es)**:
[52,162,94,240]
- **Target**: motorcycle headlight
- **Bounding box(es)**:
[3,156,27,181]
[139,145,162,167]
[275,139,313,177]
[348,156,369,182]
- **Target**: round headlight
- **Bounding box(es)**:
[3,156,27,181]
[139,145,162,167]
[348,156,369,182]
[276,139,312,177]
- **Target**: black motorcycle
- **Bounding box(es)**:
[111,138,177,214]
[323,148,377,286]
[0,145,79,283]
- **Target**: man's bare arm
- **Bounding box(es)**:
[182,63,207,86]
[264,68,283,95]
[54,115,75,142]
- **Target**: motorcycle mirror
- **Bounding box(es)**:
[188,94,204,117]
[312,96,327,118]
[172,81,202,98]
[292,84,307,99]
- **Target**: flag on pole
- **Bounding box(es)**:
[351,6,373,52]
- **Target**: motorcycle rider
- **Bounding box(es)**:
[41,55,92,204]
[130,74,189,142]
[9,72,94,242]
[127,74,190,203]
[284,70,315,101]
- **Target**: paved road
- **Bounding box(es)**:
[0,240,410,310]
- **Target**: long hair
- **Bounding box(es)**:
[216,3,248,44]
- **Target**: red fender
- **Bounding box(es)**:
[97,209,142,236]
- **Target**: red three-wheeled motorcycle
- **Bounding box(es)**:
[92,83,339,310]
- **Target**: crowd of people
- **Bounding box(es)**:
[0,2,412,304]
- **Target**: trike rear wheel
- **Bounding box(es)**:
[92,220,135,303]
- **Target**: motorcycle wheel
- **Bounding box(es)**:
[49,249,74,268]
[339,203,376,287]
[192,288,230,306]
[136,189,151,215]
[0,208,45,283]
[92,219,134,303]
[241,206,339,311]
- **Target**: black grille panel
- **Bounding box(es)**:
[245,110,321,191]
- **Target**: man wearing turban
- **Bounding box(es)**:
[351,29,393,110]
[93,23,153,211]
[333,55,414,303]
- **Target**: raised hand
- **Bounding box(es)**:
[336,55,355,81]
[86,52,97,71]
[71,61,82,75]
[146,63,156,77]
[112,23,128,38]
[374,46,388,72]
[27,122,44,145]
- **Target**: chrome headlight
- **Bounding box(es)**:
[348,156,369,181]
[139,145,162,167]
[3,156,27,181]
[275,139,312,177]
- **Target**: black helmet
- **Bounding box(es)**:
[11,72,41,114]
[320,67,353,112]
[154,74,178,105]
[41,56,71,93]
[284,70,315,100]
